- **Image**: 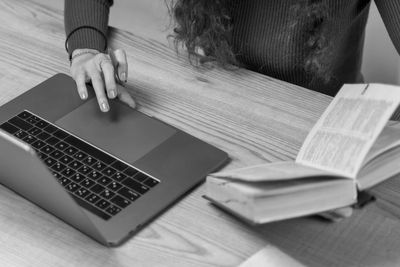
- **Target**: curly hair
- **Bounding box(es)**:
[168,0,334,84]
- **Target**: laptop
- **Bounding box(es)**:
[0,73,228,246]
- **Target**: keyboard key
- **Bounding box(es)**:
[111,161,129,172]
[78,165,92,175]
[92,161,107,171]
[107,181,123,192]
[65,135,116,165]
[80,178,96,188]
[74,188,90,199]
[144,178,159,188]
[88,170,102,180]
[124,167,138,177]
[35,120,49,129]
[44,157,56,167]
[61,167,75,177]
[40,145,55,154]
[133,172,148,182]
[90,184,105,194]
[8,117,32,131]
[122,178,149,194]
[55,141,69,151]
[31,140,46,149]
[98,177,112,186]
[14,130,28,139]
[73,151,87,161]
[53,129,69,140]
[66,182,79,193]
[46,136,60,146]
[112,172,126,182]
[85,193,100,204]
[36,131,51,141]
[59,155,74,165]
[100,189,115,200]
[43,124,58,134]
[26,116,38,124]
[22,135,37,144]
[70,173,85,183]
[72,196,111,220]
[105,205,121,216]
[111,195,131,208]
[118,187,140,201]
[51,162,67,172]
[59,177,71,186]
[0,122,19,134]
[28,127,41,136]
[95,199,110,210]
[83,156,97,166]
[17,111,32,119]
[65,146,78,156]
[102,167,116,177]
[69,160,83,170]
[50,149,64,159]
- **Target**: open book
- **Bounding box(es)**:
[205,83,400,223]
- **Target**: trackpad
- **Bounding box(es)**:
[56,98,176,164]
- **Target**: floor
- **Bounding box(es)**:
[38,0,400,85]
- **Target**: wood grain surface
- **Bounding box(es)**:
[1,0,400,266]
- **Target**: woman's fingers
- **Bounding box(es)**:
[117,85,136,109]
[94,53,118,100]
[113,49,128,82]
[100,60,118,99]
[90,72,110,112]
[74,71,89,100]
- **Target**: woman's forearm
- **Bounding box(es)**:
[64,0,113,57]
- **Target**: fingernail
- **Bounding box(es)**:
[101,102,109,112]
[120,72,127,82]
[81,92,87,100]
[109,90,117,98]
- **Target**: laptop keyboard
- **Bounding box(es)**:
[0,110,160,220]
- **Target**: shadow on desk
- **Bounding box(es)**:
[241,174,400,267]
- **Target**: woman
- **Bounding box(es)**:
[64,0,400,111]
[65,0,397,220]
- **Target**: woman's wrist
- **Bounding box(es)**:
[70,48,100,64]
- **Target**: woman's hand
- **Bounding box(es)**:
[70,48,136,112]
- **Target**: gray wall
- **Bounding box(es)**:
[362,2,400,84]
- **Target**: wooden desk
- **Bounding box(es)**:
[1,0,400,266]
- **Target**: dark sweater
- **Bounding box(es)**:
[64,0,400,96]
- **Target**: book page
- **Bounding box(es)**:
[210,161,336,182]
[296,84,400,178]
[357,146,400,190]
[362,124,400,165]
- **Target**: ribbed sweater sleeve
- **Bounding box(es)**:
[374,0,400,55]
[64,0,113,56]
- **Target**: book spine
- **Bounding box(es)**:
[205,177,255,220]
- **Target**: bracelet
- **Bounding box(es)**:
[70,49,100,64]
[65,26,108,60]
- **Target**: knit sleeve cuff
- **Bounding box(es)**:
[64,0,113,56]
